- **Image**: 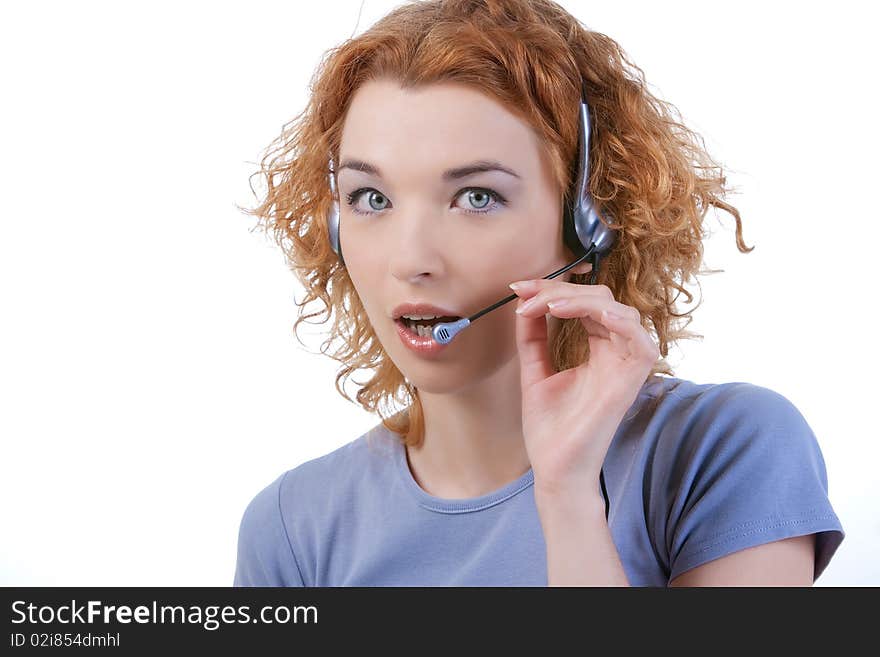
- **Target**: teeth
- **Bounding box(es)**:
[402,314,440,320]
[404,320,437,338]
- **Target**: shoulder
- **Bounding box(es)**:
[640,375,829,493]
[280,423,399,497]
[638,376,844,583]
[643,374,806,418]
[244,425,394,515]
[233,467,301,586]
[640,375,817,454]
[234,424,396,586]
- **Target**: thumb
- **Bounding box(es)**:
[515,297,554,391]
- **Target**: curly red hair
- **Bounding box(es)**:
[239,0,753,448]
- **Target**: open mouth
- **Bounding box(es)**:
[395,316,459,339]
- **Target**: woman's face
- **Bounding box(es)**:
[336,78,574,392]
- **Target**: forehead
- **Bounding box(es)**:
[338,79,548,181]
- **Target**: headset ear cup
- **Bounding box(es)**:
[332,212,346,268]
[327,156,346,268]
[562,201,589,259]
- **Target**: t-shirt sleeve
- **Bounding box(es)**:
[233,470,306,587]
[665,383,845,584]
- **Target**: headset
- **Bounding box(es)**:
[326,81,617,520]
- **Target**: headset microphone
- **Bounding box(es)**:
[431,243,601,344]
[432,89,617,344]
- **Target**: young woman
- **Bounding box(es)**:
[233,0,844,586]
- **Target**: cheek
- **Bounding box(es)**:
[462,304,519,355]
[343,275,386,335]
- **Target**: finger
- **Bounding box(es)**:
[580,314,611,339]
[602,311,631,354]
[512,286,612,339]
[508,278,659,360]
[523,290,648,358]
[510,280,638,322]
[510,279,617,303]
[515,296,555,390]
[523,295,612,339]
[516,289,635,323]
[601,310,659,361]
[519,292,630,356]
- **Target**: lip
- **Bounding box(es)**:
[394,317,453,356]
[391,302,463,320]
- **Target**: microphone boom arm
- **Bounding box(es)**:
[432,244,599,345]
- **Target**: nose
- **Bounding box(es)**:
[387,208,449,282]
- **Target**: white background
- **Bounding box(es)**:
[2,0,877,586]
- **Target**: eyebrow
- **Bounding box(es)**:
[337,158,521,181]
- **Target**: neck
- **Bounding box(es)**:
[404,354,533,499]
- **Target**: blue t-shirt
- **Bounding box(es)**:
[233,375,845,586]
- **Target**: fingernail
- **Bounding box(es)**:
[547,299,568,309]
[516,298,536,314]
[509,280,536,291]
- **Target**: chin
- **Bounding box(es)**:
[394,361,462,394]
[403,378,462,395]
[399,350,520,396]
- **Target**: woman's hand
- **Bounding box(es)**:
[510,275,660,501]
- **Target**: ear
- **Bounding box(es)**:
[569,261,593,275]
[562,259,593,283]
